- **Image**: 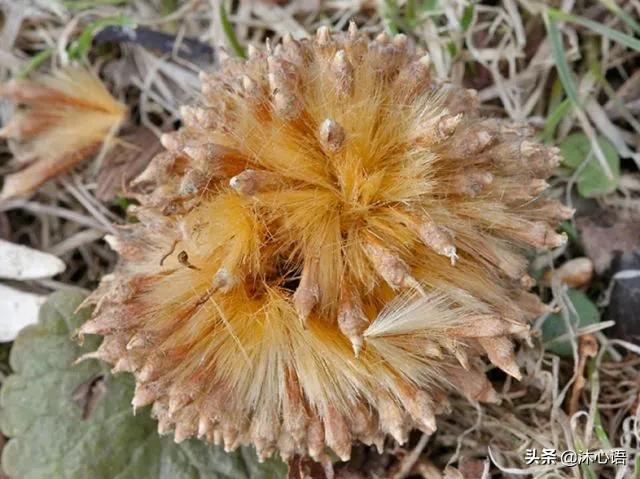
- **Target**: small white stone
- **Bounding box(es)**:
[0,239,65,280]
[0,284,45,341]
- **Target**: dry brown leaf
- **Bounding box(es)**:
[96,127,162,201]
[0,67,127,199]
[288,455,330,479]
[457,457,488,479]
[577,211,640,274]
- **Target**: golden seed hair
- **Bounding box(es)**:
[80,25,572,462]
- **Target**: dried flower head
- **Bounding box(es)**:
[80,26,571,462]
[0,67,126,199]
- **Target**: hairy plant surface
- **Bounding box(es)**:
[79,26,571,462]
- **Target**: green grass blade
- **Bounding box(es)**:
[574,438,598,479]
[68,16,136,59]
[219,3,246,59]
[580,464,598,479]
[598,0,640,35]
[405,0,417,26]
[381,0,400,35]
[544,12,579,105]
[541,98,572,142]
[593,410,612,448]
[547,78,565,113]
[63,0,129,9]
[549,8,640,51]
[17,48,54,79]
[588,359,613,449]
[161,0,180,15]
[460,5,475,31]
[421,0,439,12]
[544,10,615,180]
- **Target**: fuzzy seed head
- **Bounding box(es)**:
[83,27,568,461]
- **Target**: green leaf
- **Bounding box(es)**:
[542,289,600,357]
[0,291,287,479]
[559,132,620,197]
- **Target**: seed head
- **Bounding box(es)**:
[80,27,568,462]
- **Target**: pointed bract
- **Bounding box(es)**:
[84,28,566,461]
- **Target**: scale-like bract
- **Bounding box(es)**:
[80,26,571,462]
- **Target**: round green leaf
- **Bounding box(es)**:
[541,289,600,357]
[559,132,620,198]
[0,291,287,479]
